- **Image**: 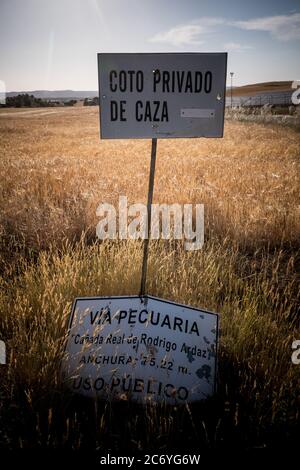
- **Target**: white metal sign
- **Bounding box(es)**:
[98,53,227,139]
[62,295,218,404]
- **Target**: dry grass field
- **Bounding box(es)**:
[0,106,299,452]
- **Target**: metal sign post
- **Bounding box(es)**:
[97,52,227,298]
[60,52,227,405]
[140,138,157,297]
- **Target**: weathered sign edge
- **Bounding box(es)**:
[63,294,220,395]
[97,52,228,140]
[67,294,219,331]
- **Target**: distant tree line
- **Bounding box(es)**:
[84,97,99,106]
[0,94,78,108]
[64,99,77,107]
[1,94,50,108]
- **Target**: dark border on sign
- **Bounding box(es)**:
[64,295,219,395]
[220,52,228,138]
[97,54,102,140]
[97,52,228,140]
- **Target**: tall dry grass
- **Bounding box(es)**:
[0,107,299,261]
[0,107,299,451]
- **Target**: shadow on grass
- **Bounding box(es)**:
[1,349,298,452]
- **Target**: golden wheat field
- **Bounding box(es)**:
[0,106,299,451]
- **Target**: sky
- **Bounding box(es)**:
[0,0,299,91]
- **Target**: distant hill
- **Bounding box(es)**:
[6,90,98,100]
[227,81,293,97]
[7,82,294,100]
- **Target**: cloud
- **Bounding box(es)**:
[233,12,300,41]
[223,42,253,51]
[148,13,300,47]
[149,24,205,47]
[149,18,224,47]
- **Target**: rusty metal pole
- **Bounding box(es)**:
[140,138,157,297]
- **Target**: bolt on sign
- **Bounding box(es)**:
[62,296,218,404]
[98,53,227,139]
